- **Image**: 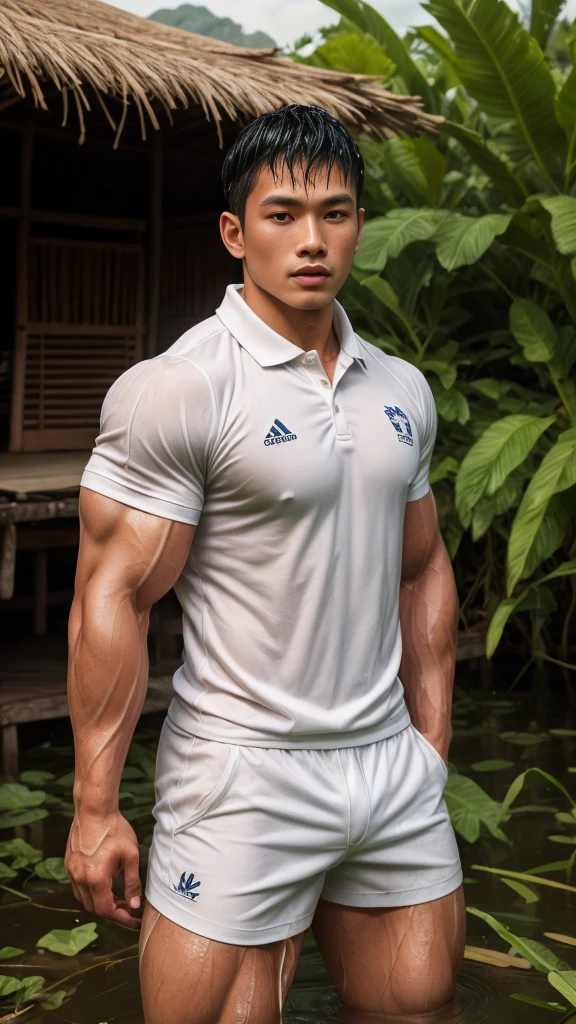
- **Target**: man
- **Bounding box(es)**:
[65,105,465,1023]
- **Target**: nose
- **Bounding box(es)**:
[296,215,327,258]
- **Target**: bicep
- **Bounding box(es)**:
[401,490,441,583]
[76,487,195,610]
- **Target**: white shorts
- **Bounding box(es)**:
[146,716,462,946]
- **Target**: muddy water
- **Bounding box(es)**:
[2,682,576,1024]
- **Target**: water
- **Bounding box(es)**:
[2,680,576,1023]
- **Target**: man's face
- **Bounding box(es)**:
[220,161,364,310]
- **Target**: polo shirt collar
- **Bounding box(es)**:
[216,284,365,367]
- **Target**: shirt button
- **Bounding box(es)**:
[304,353,315,364]
[335,404,340,413]
[320,378,330,388]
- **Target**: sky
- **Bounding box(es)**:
[112,0,576,48]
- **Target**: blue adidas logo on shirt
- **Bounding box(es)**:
[264,419,297,447]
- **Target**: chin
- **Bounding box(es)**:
[283,286,336,311]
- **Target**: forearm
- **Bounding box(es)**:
[399,539,458,755]
[68,585,150,818]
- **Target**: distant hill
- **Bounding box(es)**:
[148,4,276,48]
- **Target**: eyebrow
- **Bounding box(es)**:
[259,192,355,208]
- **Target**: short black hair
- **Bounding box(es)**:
[222,104,364,221]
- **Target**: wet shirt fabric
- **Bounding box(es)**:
[81,284,437,750]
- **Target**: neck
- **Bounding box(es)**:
[241,275,338,362]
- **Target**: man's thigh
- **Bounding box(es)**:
[312,887,466,1017]
[139,902,306,1024]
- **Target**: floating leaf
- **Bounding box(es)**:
[16,976,45,1002]
[501,878,539,903]
[548,835,576,844]
[37,923,98,957]
[35,858,69,883]
[0,948,24,960]
[499,732,549,746]
[471,760,515,772]
[0,976,24,997]
[550,730,576,737]
[0,862,17,880]
[42,988,69,1009]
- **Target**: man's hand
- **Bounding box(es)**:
[65,811,142,928]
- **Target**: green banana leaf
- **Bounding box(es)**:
[422,0,565,179]
[507,430,576,593]
[319,0,437,110]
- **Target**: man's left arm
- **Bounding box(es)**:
[399,489,458,763]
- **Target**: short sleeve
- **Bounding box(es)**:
[406,371,437,503]
[81,356,215,524]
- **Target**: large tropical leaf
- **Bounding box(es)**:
[486,592,528,656]
[509,299,557,362]
[441,121,528,206]
[422,0,565,178]
[302,31,396,76]
[538,196,576,255]
[355,208,446,271]
[443,772,508,842]
[433,213,513,270]
[507,431,576,593]
[529,0,567,49]
[319,0,436,109]
[456,414,556,525]
[556,67,576,155]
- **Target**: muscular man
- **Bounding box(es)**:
[65,105,465,1023]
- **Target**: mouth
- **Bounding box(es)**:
[290,266,332,287]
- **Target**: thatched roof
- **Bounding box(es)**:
[0,0,443,146]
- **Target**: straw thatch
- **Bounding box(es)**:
[0,0,444,145]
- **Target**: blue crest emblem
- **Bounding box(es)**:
[384,406,413,446]
[173,870,201,900]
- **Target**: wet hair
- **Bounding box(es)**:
[222,104,364,221]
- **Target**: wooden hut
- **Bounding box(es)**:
[0,0,447,773]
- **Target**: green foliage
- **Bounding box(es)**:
[36,923,98,957]
[35,857,69,883]
[309,0,576,661]
[443,769,509,842]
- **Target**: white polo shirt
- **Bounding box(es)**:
[81,284,437,749]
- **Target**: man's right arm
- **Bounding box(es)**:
[65,487,195,927]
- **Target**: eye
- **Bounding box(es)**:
[326,210,347,220]
[270,212,292,222]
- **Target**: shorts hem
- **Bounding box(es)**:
[320,867,463,909]
[145,876,314,946]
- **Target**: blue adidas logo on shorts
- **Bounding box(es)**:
[264,419,297,446]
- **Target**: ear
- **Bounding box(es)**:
[220,211,245,260]
[354,208,365,253]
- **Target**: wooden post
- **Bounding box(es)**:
[9,115,34,452]
[34,549,48,635]
[146,131,163,358]
[2,725,19,779]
